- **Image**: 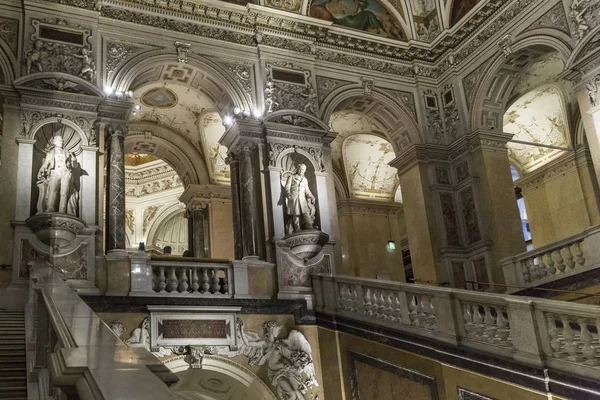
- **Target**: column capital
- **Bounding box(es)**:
[98,98,134,125]
[179,184,231,209]
[219,117,264,154]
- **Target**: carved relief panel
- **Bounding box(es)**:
[265,62,317,116]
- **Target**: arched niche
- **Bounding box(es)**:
[163,355,277,400]
[29,121,89,218]
[145,203,187,254]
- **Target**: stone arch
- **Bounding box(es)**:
[146,202,186,251]
[320,86,420,154]
[109,51,251,115]
[126,122,210,186]
[470,35,573,131]
[14,72,105,98]
[566,24,600,69]
[333,167,350,201]
[162,355,277,400]
[0,43,15,85]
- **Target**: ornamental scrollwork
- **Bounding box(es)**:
[268,142,324,172]
[20,110,96,144]
[0,17,19,57]
[106,41,142,79]
[569,0,600,41]
[265,63,317,116]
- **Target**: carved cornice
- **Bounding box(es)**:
[179,184,232,210]
[44,0,543,81]
[337,198,403,216]
[518,147,594,192]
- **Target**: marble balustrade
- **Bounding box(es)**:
[26,262,178,399]
[501,225,600,291]
[151,260,231,296]
[312,273,600,380]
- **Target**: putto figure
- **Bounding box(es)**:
[284,163,316,235]
[36,136,78,215]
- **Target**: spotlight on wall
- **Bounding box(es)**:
[134,105,141,111]
[103,86,114,96]
[126,90,134,99]
[223,116,233,126]
[115,91,124,99]
[253,109,262,119]
[242,109,251,117]
[233,107,241,115]
[387,240,396,250]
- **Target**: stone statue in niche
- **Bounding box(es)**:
[284,163,316,235]
[25,40,45,74]
[36,135,80,215]
[232,319,318,400]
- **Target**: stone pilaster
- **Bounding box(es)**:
[106,125,126,254]
[390,130,525,289]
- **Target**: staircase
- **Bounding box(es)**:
[0,311,27,399]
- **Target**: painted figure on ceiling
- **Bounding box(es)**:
[451,0,481,26]
[310,0,405,40]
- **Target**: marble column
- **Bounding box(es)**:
[106,126,126,253]
[228,155,244,260]
[239,144,259,259]
[191,205,207,258]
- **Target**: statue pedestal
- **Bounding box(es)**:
[25,213,86,249]
[283,230,329,261]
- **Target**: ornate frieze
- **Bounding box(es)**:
[125,165,182,197]
[440,193,461,246]
[569,0,600,41]
[219,61,254,102]
[459,188,481,244]
[101,7,255,47]
[265,63,317,115]
[20,109,97,145]
[442,85,461,141]
[25,19,96,82]
[527,2,570,34]
[423,90,443,144]
[142,205,159,235]
[105,41,143,79]
[315,76,352,105]
[0,17,19,57]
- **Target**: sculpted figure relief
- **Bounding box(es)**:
[233,319,319,400]
[36,136,79,215]
[284,163,316,235]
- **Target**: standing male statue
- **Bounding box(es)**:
[284,163,316,235]
[36,135,78,215]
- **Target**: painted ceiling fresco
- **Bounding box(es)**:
[310,0,406,40]
[511,52,565,99]
[200,112,230,185]
[342,134,399,200]
[131,82,212,146]
[504,85,569,173]
[410,0,440,42]
[450,0,482,26]
[329,110,384,170]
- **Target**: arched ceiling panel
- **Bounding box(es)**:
[342,133,398,201]
[504,85,569,173]
[200,111,230,185]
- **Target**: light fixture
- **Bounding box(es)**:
[115,91,124,99]
[387,213,396,251]
[223,116,233,126]
[233,107,241,115]
[242,109,251,117]
[126,90,134,99]
[134,105,141,111]
[253,109,262,119]
[103,86,114,96]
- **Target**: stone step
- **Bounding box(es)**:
[0,387,27,398]
[0,358,26,366]
[0,368,26,378]
[0,377,25,387]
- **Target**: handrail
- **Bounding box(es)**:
[312,273,600,380]
[28,262,179,400]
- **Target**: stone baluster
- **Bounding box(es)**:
[222,269,229,294]
[578,318,598,366]
[463,303,474,337]
[483,306,497,341]
[427,297,437,329]
[201,268,210,293]
[106,126,127,253]
[554,250,566,273]
[472,305,485,337]
[191,269,200,293]
[572,242,585,267]
[211,268,220,293]
[392,293,402,322]
[158,267,166,292]
[168,267,178,292]
[363,287,372,316]
[496,308,510,344]
[384,291,394,321]
[521,259,531,283]
[546,313,564,358]
[561,315,582,362]
[543,253,555,276]
[178,268,189,293]
[409,295,419,326]
[564,245,575,270]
